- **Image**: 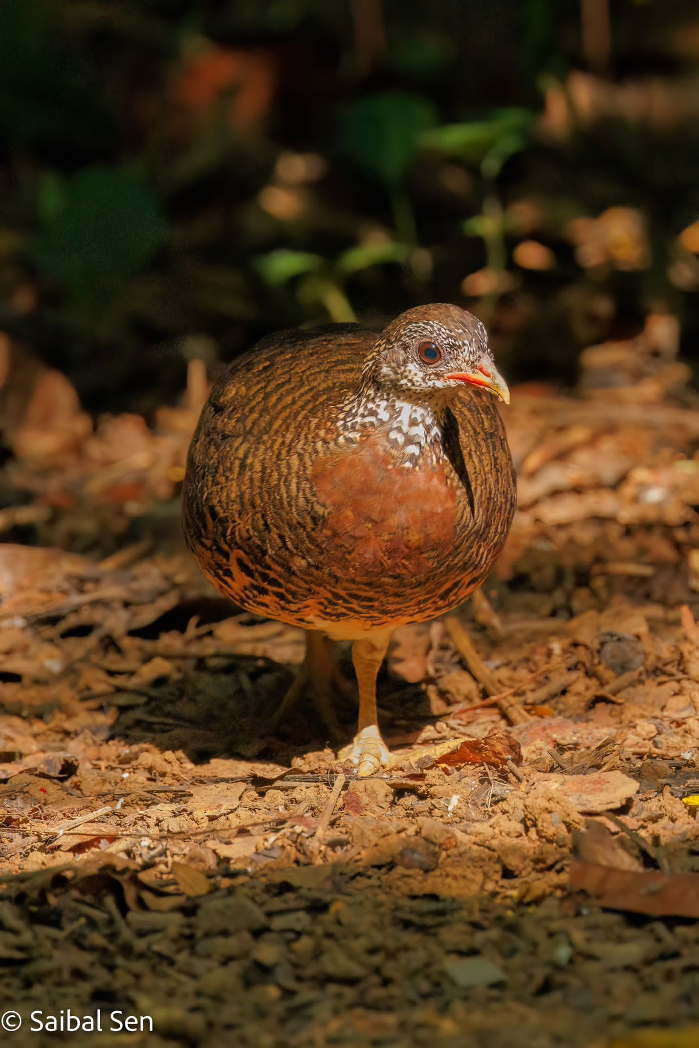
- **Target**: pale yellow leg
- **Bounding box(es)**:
[339,631,392,776]
[270,631,343,739]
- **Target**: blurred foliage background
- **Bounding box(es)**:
[1,0,698,414]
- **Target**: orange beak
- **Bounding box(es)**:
[445,361,510,404]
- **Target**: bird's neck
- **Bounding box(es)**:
[337,387,442,467]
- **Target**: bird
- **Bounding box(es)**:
[183,303,516,775]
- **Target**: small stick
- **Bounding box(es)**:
[591,562,655,577]
[450,656,571,717]
[8,815,293,848]
[50,804,120,840]
[522,670,580,708]
[575,667,643,708]
[314,773,346,841]
[98,540,152,572]
[606,668,643,695]
[445,616,530,724]
[506,759,524,782]
[680,604,699,647]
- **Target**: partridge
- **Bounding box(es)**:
[183,304,516,774]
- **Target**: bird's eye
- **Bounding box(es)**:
[418,341,442,365]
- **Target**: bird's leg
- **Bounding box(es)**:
[269,631,342,740]
[305,631,343,738]
[339,631,392,777]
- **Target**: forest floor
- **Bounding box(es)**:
[2,321,699,1046]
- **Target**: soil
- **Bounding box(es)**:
[2,321,699,1046]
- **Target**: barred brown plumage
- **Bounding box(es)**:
[183,304,516,774]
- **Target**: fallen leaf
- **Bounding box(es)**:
[570,862,699,917]
[572,819,643,871]
[606,1027,699,1048]
[531,770,639,813]
[170,862,211,897]
[34,753,79,780]
[343,791,365,815]
[0,752,78,782]
[3,355,92,462]
[188,781,246,818]
[208,835,267,862]
[67,835,116,855]
[140,889,188,912]
[0,715,41,755]
[343,778,393,814]
[435,730,522,770]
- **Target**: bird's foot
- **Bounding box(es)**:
[269,665,343,741]
[339,725,392,777]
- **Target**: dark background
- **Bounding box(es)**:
[1,0,698,415]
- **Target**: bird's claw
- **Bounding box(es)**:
[339,725,392,777]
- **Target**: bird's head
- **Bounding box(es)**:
[364,303,509,405]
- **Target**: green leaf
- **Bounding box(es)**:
[254,249,323,286]
[338,93,437,189]
[337,240,409,274]
[481,131,530,180]
[36,172,67,227]
[419,108,534,167]
[462,215,488,237]
[32,167,166,288]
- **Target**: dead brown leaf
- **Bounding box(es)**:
[0,752,78,782]
[170,861,211,897]
[572,819,643,871]
[435,730,523,770]
[570,861,699,918]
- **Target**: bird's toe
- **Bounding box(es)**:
[339,725,392,777]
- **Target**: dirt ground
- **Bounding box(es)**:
[2,318,699,1046]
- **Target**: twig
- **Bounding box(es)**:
[681,605,699,647]
[449,656,571,717]
[0,504,52,534]
[1,587,176,624]
[7,815,291,845]
[98,540,153,572]
[591,562,654,577]
[576,667,643,707]
[506,759,524,783]
[314,773,346,841]
[606,668,643,695]
[522,669,580,708]
[50,804,121,840]
[444,616,530,725]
